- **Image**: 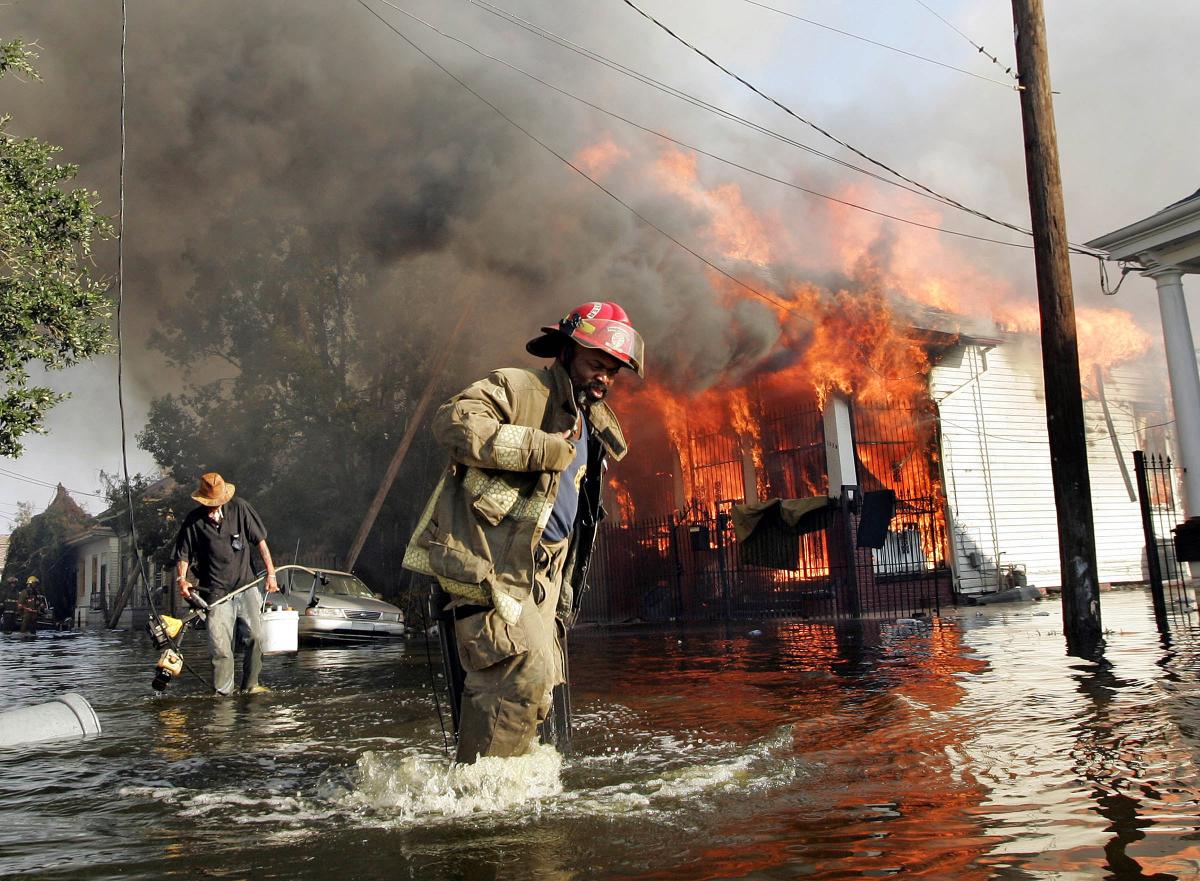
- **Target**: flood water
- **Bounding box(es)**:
[3,589,1200,880]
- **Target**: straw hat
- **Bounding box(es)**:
[192,472,235,507]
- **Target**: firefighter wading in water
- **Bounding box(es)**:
[404,302,643,762]
[17,575,47,634]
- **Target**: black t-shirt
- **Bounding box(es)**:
[173,497,268,598]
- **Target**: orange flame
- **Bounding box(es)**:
[992,302,1153,392]
[574,133,630,178]
[609,477,636,525]
[654,147,775,265]
[593,141,1154,528]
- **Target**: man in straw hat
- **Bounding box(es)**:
[173,472,278,695]
[404,301,643,762]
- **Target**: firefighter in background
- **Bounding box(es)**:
[1,576,18,631]
[404,301,644,762]
[17,575,48,634]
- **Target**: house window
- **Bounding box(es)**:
[91,555,99,594]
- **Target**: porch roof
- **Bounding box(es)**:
[65,525,117,548]
[1085,188,1200,273]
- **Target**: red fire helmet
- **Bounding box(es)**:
[526,301,645,377]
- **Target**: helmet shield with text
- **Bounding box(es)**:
[525,301,645,377]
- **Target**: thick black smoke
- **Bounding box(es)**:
[2,1,819,397]
[4,0,1185,407]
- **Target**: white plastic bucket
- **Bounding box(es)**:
[261,608,298,654]
[0,692,102,748]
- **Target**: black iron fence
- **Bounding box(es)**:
[581,498,953,625]
[1133,450,1195,632]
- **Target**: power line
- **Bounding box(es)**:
[910,0,1018,83]
[465,0,951,211]
[112,0,205,676]
[937,415,1177,450]
[465,0,1105,261]
[413,1,1036,250]
[619,0,1016,226]
[1086,418,1177,447]
[0,467,103,498]
[359,0,812,325]
[738,0,1016,89]
[619,0,1104,258]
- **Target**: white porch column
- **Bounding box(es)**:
[823,394,858,498]
[1151,268,1200,517]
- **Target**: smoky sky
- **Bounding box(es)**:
[1,0,780,394]
[2,0,1195,412]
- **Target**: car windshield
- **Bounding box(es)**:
[314,572,374,599]
[275,568,376,599]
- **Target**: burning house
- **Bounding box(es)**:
[580,300,1165,625]
[557,138,1164,626]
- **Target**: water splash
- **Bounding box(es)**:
[338,725,805,826]
[344,744,564,822]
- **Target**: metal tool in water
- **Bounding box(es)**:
[146,581,264,691]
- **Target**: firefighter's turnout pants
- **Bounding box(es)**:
[454,536,568,762]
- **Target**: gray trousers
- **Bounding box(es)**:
[206,586,264,695]
[454,538,568,763]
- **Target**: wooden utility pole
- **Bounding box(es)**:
[344,296,476,573]
[106,554,142,630]
[1011,0,1103,653]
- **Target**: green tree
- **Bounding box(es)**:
[95,472,191,624]
[13,500,34,528]
[137,216,452,594]
[98,471,188,571]
[0,39,112,456]
[0,484,90,616]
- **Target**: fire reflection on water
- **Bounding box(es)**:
[1,593,1200,880]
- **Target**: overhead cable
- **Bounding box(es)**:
[910,0,1019,83]
[739,0,1016,89]
[464,0,947,209]
[357,0,810,325]
[0,466,103,499]
[416,3,1035,249]
[117,0,145,558]
[619,0,1104,258]
[1099,259,1141,296]
[619,0,1018,225]
[113,0,203,676]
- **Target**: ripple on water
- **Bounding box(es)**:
[8,592,1200,881]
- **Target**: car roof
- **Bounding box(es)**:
[278,564,358,578]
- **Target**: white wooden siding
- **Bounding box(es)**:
[931,341,1154,594]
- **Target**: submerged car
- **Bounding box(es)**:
[273,565,405,643]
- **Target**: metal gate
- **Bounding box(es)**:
[580,397,954,625]
[1133,450,1196,632]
